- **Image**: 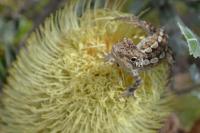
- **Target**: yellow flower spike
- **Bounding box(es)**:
[0,0,173,133]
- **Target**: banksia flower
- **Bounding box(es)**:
[0,0,173,133]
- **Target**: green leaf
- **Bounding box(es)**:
[175,93,200,129]
[0,60,5,79]
[177,21,200,58]
[14,17,32,44]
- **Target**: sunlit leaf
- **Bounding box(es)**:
[177,21,200,58]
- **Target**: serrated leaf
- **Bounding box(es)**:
[177,22,200,58]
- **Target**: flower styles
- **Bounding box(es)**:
[0,0,172,133]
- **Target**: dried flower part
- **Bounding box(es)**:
[159,113,186,133]
[189,119,200,133]
[0,0,172,133]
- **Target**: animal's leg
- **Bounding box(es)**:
[122,70,142,97]
[104,53,115,63]
[166,49,174,66]
[113,16,167,50]
[113,16,157,35]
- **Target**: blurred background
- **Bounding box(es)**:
[0,0,200,132]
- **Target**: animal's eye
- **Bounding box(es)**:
[130,57,137,62]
